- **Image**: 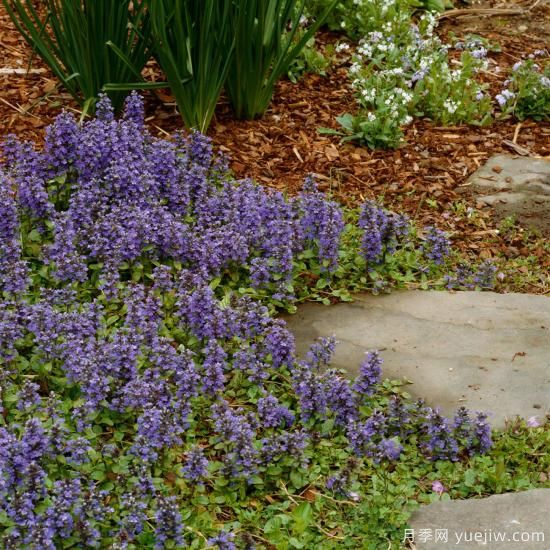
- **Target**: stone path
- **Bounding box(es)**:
[284,290,550,428]
[409,489,550,549]
[466,154,550,236]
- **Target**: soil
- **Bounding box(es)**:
[0,0,548,292]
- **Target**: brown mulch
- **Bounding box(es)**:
[0,1,549,292]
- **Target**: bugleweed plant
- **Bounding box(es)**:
[145,0,235,133]
[225,0,338,119]
[3,0,152,113]
[0,95,524,549]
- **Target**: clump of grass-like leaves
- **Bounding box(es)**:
[3,0,152,113]
[146,0,235,133]
[225,0,337,120]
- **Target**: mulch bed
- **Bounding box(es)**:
[1,1,548,292]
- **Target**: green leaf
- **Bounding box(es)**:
[331,288,352,301]
[318,126,343,136]
[90,468,106,482]
[292,502,312,525]
[290,470,305,489]
[316,278,329,289]
[264,515,282,534]
[464,469,477,488]
[27,229,42,242]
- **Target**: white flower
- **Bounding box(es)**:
[443,99,458,114]
[335,43,350,53]
[527,416,541,428]
[512,61,523,72]
[357,44,372,57]
[495,89,515,107]
[395,88,413,103]
[368,31,383,44]
[471,47,487,59]
[361,88,375,102]
[450,69,462,81]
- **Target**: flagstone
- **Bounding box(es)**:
[284,291,550,428]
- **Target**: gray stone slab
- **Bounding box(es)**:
[283,291,550,428]
[466,154,550,235]
[409,489,550,549]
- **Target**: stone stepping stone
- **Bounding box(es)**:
[465,154,550,236]
[409,489,550,549]
[283,291,550,428]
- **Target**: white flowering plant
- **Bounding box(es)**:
[324,70,413,148]
[306,0,450,40]
[414,50,493,126]
[497,58,550,121]
[329,12,492,148]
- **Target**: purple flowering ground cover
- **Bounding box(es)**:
[1,94,548,549]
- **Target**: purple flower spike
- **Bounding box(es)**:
[353,350,382,397]
[181,446,209,482]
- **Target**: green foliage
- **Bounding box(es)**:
[305,0,450,41]
[292,216,423,303]
[5,0,339,127]
[340,417,550,545]
[287,34,334,83]
[323,13,492,149]
[5,303,549,548]
[322,90,411,149]
[493,218,549,294]
[497,59,550,121]
[413,50,493,125]
[225,0,338,120]
[145,0,235,133]
[2,0,152,113]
